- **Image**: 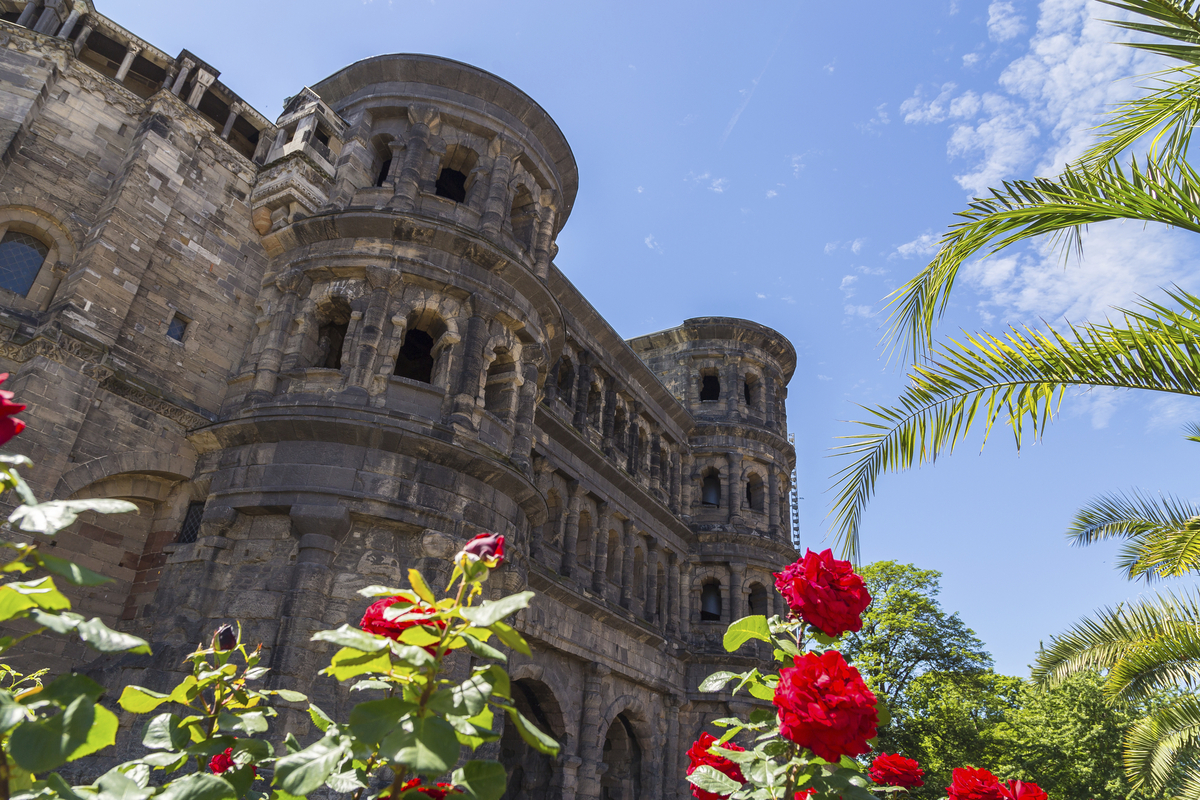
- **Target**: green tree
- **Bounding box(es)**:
[823,1,1200,792]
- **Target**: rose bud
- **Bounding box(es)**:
[214,624,237,651]
[460,532,505,568]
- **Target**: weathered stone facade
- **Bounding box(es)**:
[0,3,798,798]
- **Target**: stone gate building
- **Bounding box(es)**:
[0,2,799,798]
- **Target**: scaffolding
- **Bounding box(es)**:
[788,433,801,550]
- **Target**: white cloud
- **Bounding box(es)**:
[756,292,767,299]
[895,232,940,259]
[824,241,839,254]
[709,178,729,193]
[765,189,778,199]
[781,296,796,304]
[791,154,806,177]
[963,51,982,68]
[817,374,833,381]
[844,304,875,318]
[860,265,888,276]
[859,103,890,134]
[644,234,663,254]
[636,186,644,194]
[839,275,859,297]
[851,238,865,254]
[988,1,1024,42]
[823,61,836,74]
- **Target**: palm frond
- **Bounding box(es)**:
[832,291,1200,560]
[1080,67,1200,167]
[885,155,1200,361]
[1100,0,1200,65]
[1069,490,1200,579]
[1032,590,1200,702]
[1124,693,1200,796]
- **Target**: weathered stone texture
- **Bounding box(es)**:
[0,6,800,798]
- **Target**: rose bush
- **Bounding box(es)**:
[687,732,747,800]
[774,650,878,762]
[774,548,872,638]
[868,754,923,789]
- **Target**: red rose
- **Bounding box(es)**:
[947,767,1006,800]
[1002,781,1047,800]
[869,753,924,788]
[460,532,505,567]
[795,790,816,800]
[773,650,878,762]
[685,732,746,800]
[400,778,462,798]
[0,374,26,447]
[360,598,447,654]
[774,549,871,637]
[208,747,256,777]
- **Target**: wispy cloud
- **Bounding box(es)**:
[766,189,778,199]
[823,61,836,74]
[720,9,797,146]
[988,1,1025,42]
[858,103,890,135]
[644,234,663,254]
[685,171,729,193]
[844,304,876,318]
[894,232,940,259]
[710,178,729,193]
[840,275,859,298]
[791,154,807,177]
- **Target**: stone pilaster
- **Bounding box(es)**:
[729,561,746,622]
[620,518,636,610]
[560,481,583,577]
[645,537,659,624]
[576,663,610,800]
[592,503,610,595]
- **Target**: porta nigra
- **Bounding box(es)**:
[0,3,798,797]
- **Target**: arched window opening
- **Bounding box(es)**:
[701,581,723,621]
[700,373,720,402]
[499,680,562,800]
[0,231,49,297]
[748,583,768,617]
[394,328,435,383]
[177,502,205,544]
[484,349,518,420]
[316,297,352,370]
[745,374,760,407]
[375,158,392,187]
[601,714,642,800]
[746,474,764,511]
[701,470,721,507]
[435,168,468,203]
[633,547,645,599]
[606,530,621,581]
[556,359,575,408]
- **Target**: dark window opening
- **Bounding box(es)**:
[587,387,602,428]
[612,408,627,451]
[701,472,721,507]
[375,158,392,187]
[484,351,517,418]
[556,360,575,407]
[701,581,722,621]
[167,313,188,342]
[177,502,205,544]
[0,11,20,23]
[700,374,720,402]
[314,127,330,148]
[745,378,758,407]
[0,231,48,297]
[435,168,467,203]
[748,584,768,617]
[318,321,347,369]
[394,329,435,383]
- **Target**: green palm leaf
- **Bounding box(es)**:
[1069,490,1200,580]
[1124,693,1200,796]
[1080,68,1200,167]
[832,291,1200,560]
[885,155,1200,361]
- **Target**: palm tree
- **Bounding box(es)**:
[827,0,1200,792]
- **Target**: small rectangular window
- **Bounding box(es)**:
[177,502,205,544]
[167,312,188,341]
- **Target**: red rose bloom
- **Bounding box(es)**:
[0,374,26,447]
[685,732,746,800]
[460,532,505,567]
[208,747,256,777]
[869,753,924,788]
[400,778,462,798]
[947,767,1006,800]
[795,790,816,800]
[774,549,871,637]
[360,598,447,654]
[773,649,878,762]
[1002,781,1047,800]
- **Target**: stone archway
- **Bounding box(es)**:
[600,712,643,800]
[499,677,566,800]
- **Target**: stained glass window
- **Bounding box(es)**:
[0,231,48,297]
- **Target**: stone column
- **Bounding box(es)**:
[679,561,692,637]
[170,59,194,96]
[221,101,244,140]
[346,268,397,394]
[767,463,780,539]
[383,139,404,186]
[531,459,554,565]
[591,503,610,595]
[532,196,557,280]
[725,360,741,421]
[726,452,743,526]
[729,562,746,622]
[480,137,516,234]
[72,23,91,54]
[32,0,61,34]
[560,482,583,578]
[187,69,215,109]
[650,430,664,497]
[511,357,541,475]
[449,297,494,429]
[115,44,142,82]
[560,756,583,800]
[16,2,38,28]
[572,356,591,431]
[620,519,636,610]
[666,551,680,637]
[392,104,439,211]
[645,537,659,624]
[56,7,80,38]
[576,663,610,800]
[249,276,309,401]
[600,377,616,454]
[680,452,694,521]
[665,695,683,800]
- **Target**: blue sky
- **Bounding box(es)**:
[104,0,1200,676]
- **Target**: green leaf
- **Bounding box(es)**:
[379,714,462,775]
[348,697,410,745]
[220,709,268,734]
[9,498,138,535]
[141,752,188,769]
[748,682,775,702]
[119,685,172,714]
[452,760,508,800]
[274,736,349,796]
[0,576,71,619]
[408,569,437,604]
[95,766,151,800]
[459,633,506,662]
[74,617,151,654]
[270,689,307,702]
[460,591,534,628]
[308,703,334,733]
[33,551,111,586]
[0,688,28,731]
[500,705,559,756]
[698,671,739,693]
[8,694,94,772]
[487,621,532,656]
[687,765,742,795]
[723,616,771,652]
[35,673,105,709]
[325,768,367,794]
[157,773,237,800]
[143,712,191,751]
[325,647,393,680]
[311,624,390,651]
